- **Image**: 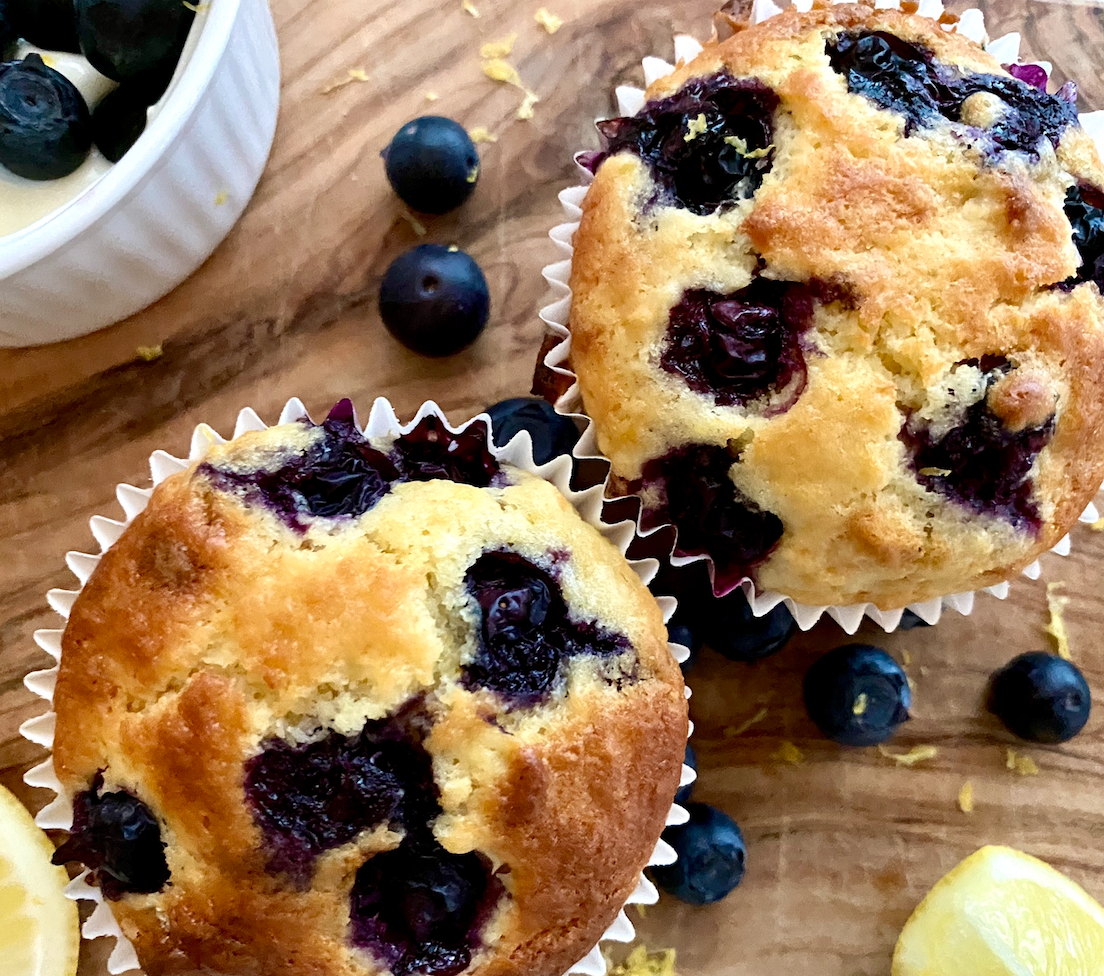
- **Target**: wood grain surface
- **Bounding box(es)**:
[2,1,1104,974]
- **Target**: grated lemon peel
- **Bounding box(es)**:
[606,946,677,976]
[878,744,938,767]
[1044,581,1072,659]
[1005,747,1039,777]
[725,706,768,738]
[480,34,517,59]
[958,781,974,813]
[773,741,804,764]
[321,68,370,93]
[535,7,564,33]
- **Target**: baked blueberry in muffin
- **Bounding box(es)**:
[567,1,1104,608]
[49,402,687,976]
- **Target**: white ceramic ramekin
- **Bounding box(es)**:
[0,0,281,347]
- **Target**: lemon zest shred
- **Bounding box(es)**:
[725,706,768,738]
[722,134,772,157]
[605,946,676,976]
[135,344,163,362]
[467,127,497,144]
[684,113,707,141]
[1006,747,1040,776]
[516,90,539,120]
[773,741,804,765]
[400,211,426,236]
[461,0,480,16]
[1091,517,1104,531]
[214,190,228,206]
[852,693,868,716]
[425,91,439,102]
[1045,581,1072,660]
[535,7,564,33]
[480,34,518,59]
[322,68,370,93]
[878,744,938,766]
[482,59,522,85]
[958,781,974,813]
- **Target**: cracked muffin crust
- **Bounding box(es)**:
[50,404,687,976]
[567,1,1104,609]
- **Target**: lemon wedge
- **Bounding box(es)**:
[893,845,1104,976]
[0,784,80,976]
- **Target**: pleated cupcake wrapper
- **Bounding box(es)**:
[541,0,1104,635]
[19,396,696,976]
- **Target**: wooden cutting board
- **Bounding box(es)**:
[1,0,1102,973]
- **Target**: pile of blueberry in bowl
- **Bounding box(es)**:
[0,0,200,209]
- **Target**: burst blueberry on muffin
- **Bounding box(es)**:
[567,0,1104,608]
[49,402,687,976]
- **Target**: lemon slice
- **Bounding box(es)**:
[893,845,1104,976]
[0,784,80,976]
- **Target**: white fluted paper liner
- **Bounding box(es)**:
[541,0,1104,636]
[20,397,695,976]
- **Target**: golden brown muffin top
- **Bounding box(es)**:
[568,1,1104,608]
[51,409,687,976]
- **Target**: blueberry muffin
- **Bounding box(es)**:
[49,402,687,976]
[567,0,1104,608]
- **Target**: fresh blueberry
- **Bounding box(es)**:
[698,587,796,663]
[9,0,80,53]
[75,0,193,83]
[652,803,746,905]
[485,397,580,465]
[52,774,170,900]
[675,743,696,805]
[803,644,910,746]
[0,54,91,180]
[91,83,147,161]
[383,116,479,215]
[989,651,1091,744]
[898,609,931,630]
[379,244,490,357]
